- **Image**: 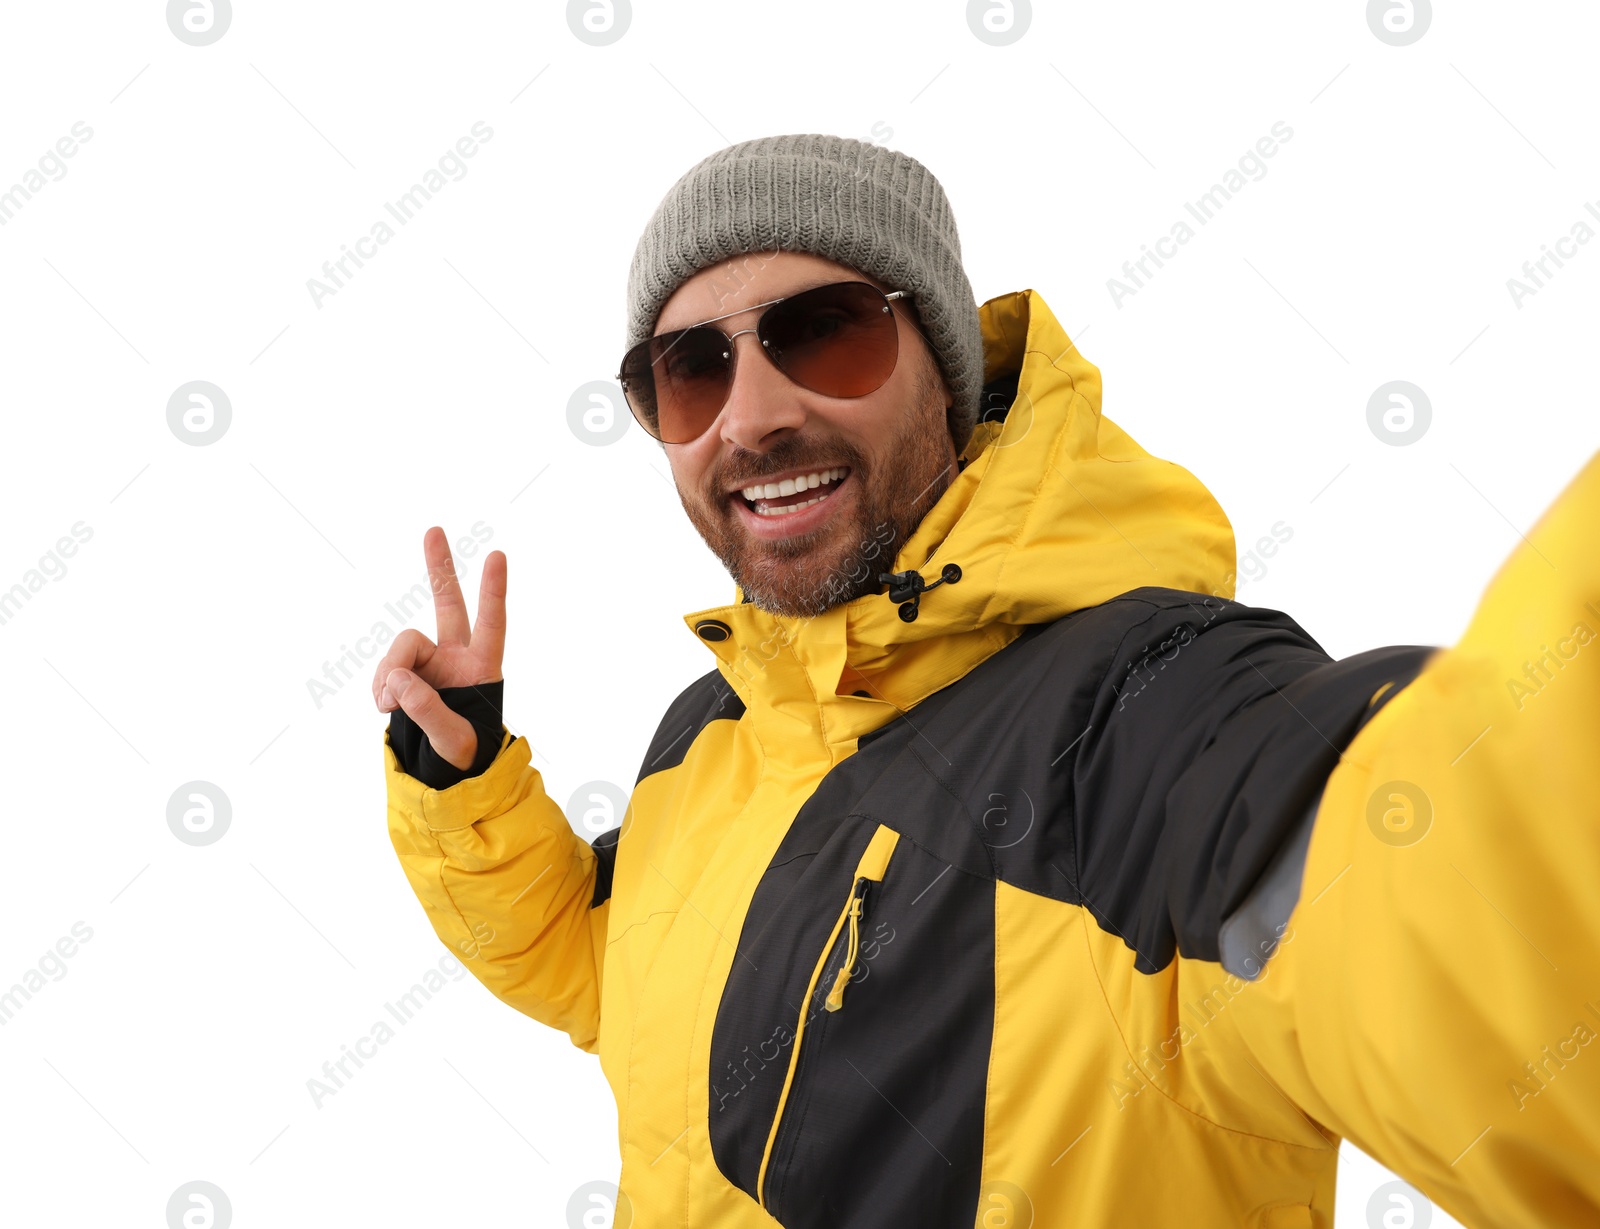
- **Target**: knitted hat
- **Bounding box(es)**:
[624,133,984,454]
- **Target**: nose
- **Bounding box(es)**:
[715,329,807,452]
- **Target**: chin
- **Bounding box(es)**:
[734,546,878,617]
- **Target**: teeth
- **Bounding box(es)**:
[740,467,845,501]
[756,490,832,516]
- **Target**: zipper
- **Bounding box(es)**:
[823,878,870,1012]
[756,823,899,1210]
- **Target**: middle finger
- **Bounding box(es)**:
[424,526,470,646]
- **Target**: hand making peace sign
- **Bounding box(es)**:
[372,526,507,771]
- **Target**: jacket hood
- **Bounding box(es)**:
[680,287,1237,762]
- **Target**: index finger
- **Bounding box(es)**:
[423,526,470,646]
[472,549,507,670]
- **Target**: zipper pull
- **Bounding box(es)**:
[824,883,867,1012]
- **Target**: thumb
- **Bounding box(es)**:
[386,668,477,771]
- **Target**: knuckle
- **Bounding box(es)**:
[393,627,433,655]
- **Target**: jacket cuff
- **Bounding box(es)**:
[386,680,505,790]
[383,724,526,831]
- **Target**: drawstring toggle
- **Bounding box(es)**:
[878,563,962,623]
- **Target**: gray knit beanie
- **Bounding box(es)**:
[625,133,984,454]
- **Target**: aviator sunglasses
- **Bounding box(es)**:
[616,280,913,444]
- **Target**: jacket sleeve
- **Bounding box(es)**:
[1224,451,1600,1225]
[1073,597,1435,980]
[384,721,608,1054]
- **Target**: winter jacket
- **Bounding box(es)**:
[383,287,1600,1228]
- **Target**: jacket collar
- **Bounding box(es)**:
[679,287,1238,763]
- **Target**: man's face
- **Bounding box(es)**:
[657,250,958,618]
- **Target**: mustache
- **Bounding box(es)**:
[712,442,865,494]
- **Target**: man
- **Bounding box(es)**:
[375,134,1600,1227]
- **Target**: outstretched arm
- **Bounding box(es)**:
[1230,451,1600,1226]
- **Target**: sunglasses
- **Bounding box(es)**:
[616,280,913,444]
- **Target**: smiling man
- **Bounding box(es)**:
[650,250,959,618]
[375,134,1600,1228]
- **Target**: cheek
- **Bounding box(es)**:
[668,448,712,498]
[868,360,942,447]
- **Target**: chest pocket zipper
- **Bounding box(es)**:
[823,883,869,1012]
[756,823,901,1210]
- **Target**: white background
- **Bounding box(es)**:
[2,1,1595,1225]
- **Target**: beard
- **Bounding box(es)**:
[677,363,958,619]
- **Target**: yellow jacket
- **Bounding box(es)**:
[384,287,1600,1228]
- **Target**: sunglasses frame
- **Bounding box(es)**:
[616,280,914,444]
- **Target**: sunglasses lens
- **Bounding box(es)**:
[761,282,900,399]
[620,327,732,443]
[616,282,903,442]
